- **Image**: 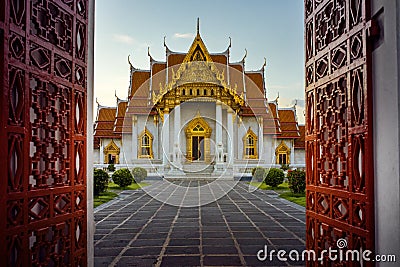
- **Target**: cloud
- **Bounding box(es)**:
[113,34,136,45]
[173,33,194,39]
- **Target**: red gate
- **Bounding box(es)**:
[305,0,374,265]
[0,0,88,265]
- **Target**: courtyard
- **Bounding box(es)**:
[94,181,305,266]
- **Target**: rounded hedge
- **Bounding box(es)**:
[112,168,133,188]
[132,167,147,183]
[287,169,306,194]
[252,167,267,182]
[94,169,109,196]
[264,168,284,188]
[107,164,115,172]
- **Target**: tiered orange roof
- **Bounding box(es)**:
[294,125,305,148]
[276,109,300,138]
[94,22,304,148]
[113,100,128,134]
[93,107,120,138]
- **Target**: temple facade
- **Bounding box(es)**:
[93,24,305,179]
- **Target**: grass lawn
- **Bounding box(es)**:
[94,182,150,208]
[108,182,150,191]
[94,191,118,208]
[249,181,290,191]
[248,181,306,207]
[278,192,306,207]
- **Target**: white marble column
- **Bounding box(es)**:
[162,110,170,167]
[258,116,263,161]
[132,115,138,160]
[216,102,223,162]
[290,139,295,166]
[173,105,181,165]
[237,117,242,160]
[99,139,103,163]
[227,109,234,164]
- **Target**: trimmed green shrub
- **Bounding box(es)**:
[264,168,285,188]
[94,169,109,196]
[252,167,267,182]
[132,167,147,183]
[287,169,306,194]
[107,164,116,172]
[112,168,133,188]
[280,164,290,171]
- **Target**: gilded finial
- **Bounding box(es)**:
[115,90,117,98]
[262,57,267,69]
[276,92,280,103]
[163,36,166,47]
[228,37,232,48]
[148,47,154,61]
[96,97,100,107]
[128,55,133,70]
[241,49,247,62]
[197,17,200,36]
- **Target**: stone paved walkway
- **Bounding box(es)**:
[94,181,306,267]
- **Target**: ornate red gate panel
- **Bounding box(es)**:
[0,0,88,266]
[305,0,374,265]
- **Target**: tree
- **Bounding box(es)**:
[287,169,306,194]
[94,169,109,196]
[264,168,284,188]
[252,167,267,182]
[132,167,147,183]
[112,168,133,188]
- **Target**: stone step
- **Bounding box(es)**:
[182,163,214,174]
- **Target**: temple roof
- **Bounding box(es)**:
[276,108,300,138]
[294,125,305,148]
[94,20,303,143]
[94,106,120,138]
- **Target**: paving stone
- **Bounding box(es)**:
[202,245,238,255]
[202,231,231,238]
[202,238,235,246]
[116,256,158,267]
[94,247,123,257]
[122,246,163,256]
[203,255,242,266]
[94,181,306,266]
[165,246,200,255]
[168,238,200,246]
[160,256,201,267]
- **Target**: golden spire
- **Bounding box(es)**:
[128,55,133,70]
[197,17,200,36]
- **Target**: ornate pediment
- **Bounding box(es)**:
[177,61,220,85]
[104,139,120,154]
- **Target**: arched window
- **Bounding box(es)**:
[243,128,258,159]
[276,141,290,165]
[139,128,153,159]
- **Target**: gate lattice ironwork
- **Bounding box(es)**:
[305,0,375,265]
[0,0,88,265]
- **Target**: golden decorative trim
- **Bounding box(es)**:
[103,139,120,164]
[243,127,258,159]
[185,114,212,162]
[275,140,290,164]
[138,127,154,159]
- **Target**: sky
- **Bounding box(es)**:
[94,0,305,122]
